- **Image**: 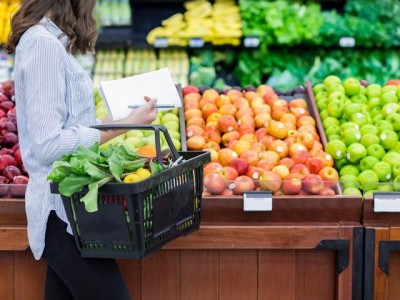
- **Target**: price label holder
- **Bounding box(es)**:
[243,36,260,48]
[374,192,400,213]
[243,191,272,212]
[154,37,169,48]
[339,37,356,48]
[189,37,204,48]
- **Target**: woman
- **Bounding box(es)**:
[6,0,156,299]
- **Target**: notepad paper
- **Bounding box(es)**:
[98,68,182,121]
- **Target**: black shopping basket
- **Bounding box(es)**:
[50,124,210,259]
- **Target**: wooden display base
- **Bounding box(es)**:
[363,198,400,300]
[0,196,363,299]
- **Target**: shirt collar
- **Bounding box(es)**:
[39,16,68,47]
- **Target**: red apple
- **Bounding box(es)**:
[304,157,324,174]
[318,166,339,189]
[259,170,281,192]
[290,164,310,179]
[230,158,249,176]
[281,174,302,195]
[302,174,324,195]
[204,173,226,195]
[232,175,255,195]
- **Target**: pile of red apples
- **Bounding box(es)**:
[182,84,339,196]
[0,80,28,197]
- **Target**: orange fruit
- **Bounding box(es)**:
[137,145,157,157]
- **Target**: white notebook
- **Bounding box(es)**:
[98,68,182,121]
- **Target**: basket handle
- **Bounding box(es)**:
[91,124,181,165]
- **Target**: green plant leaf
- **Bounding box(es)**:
[59,175,94,197]
[108,150,123,182]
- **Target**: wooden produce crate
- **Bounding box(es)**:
[363,194,400,300]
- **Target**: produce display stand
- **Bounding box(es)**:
[0,195,363,300]
[363,195,400,300]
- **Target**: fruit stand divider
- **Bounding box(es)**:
[363,197,400,300]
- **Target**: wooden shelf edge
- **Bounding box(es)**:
[164,224,341,250]
[0,226,29,251]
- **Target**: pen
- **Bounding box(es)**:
[128,104,175,109]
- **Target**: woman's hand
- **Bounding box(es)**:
[125,96,158,125]
[99,96,158,144]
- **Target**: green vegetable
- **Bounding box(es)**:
[48,143,168,213]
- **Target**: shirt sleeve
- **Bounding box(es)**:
[22,37,100,165]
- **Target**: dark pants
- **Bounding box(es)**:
[42,211,131,300]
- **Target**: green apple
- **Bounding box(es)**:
[367,97,381,109]
[319,109,329,120]
[122,136,140,152]
[360,156,380,172]
[143,129,154,137]
[360,124,379,136]
[328,134,341,142]
[382,152,400,167]
[334,156,350,170]
[327,100,345,118]
[340,122,359,132]
[327,83,346,95]
[315,92,328,102]
[360,133,380,148]
[342,129,361,146]
[343,103,362,119]
[372,114,384,124]
[313,83,326,95]
[328,91,346,103]
[340,174,359,190]
[126,130,144,138]
[317,98,329,111]
[324,75,342,86]
[161,113,180,124]
[349,113,368,127]
[397,86,400,100]
[163,121,180,133]
[360,85,367,95]
[382,85,398,94]
[363,190,377,198]
[171,138,181,150]
[170,108,180,115]
[95,107,108,119]
[343,77,361,96]
[367,144,386,160]
[168,130,181,140]
[357,170,379,192]
[376,183,393,192]
[380,91,398,106]
[325,125,341,137]
[367,84,382,99]
[346,143,367,163]
[100,134,126,150]
[385,113,400,131]
[380,130,399,150]
[372,161,392,182]
[381,103,400,118]
[376,120,394,132]
[340,165,360,176]
[343,187,362,196]
[326,140,347,159]
[323,117,340,128]
[350,94,368,104]
[391,142,400,153]
[393,175,400,192]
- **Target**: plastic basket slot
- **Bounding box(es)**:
[112,242,133,251]
[82,241,104,251]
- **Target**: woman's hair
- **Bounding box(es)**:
[5,0,98,54]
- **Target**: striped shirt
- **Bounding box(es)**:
[13,17,101,260]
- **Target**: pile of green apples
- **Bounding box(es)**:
[313,75,400,197]
[94,88,182,151]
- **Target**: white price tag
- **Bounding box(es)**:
[154,37,169,48]
[339,37,356,48]
[189,38,204,48]
[244,36,260,48]
[243,191,272,212]
[374,192,400,213]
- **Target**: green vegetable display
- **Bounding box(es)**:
[48,143,167,213]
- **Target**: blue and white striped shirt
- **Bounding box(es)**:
[13,17,101,260]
